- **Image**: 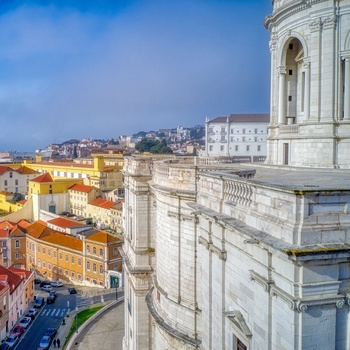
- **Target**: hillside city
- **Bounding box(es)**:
[1,0,350,350]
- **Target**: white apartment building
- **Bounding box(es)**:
[122,1,350,350]
[205,114,269,161]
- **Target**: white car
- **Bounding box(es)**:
[4,334,19,348]
[50,281,63,287]
[28,308,38,317]
[41,285,53,292]
[18,316,31,329]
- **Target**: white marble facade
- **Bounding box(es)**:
[122,1,350,350]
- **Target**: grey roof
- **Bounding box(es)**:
[209,113,270,124]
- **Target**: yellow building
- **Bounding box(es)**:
[25,220,123,287]
[28,172,83,220]
[86,198,116,229]
[68,184,100,217]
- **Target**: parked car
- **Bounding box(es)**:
[18,316,31,329]
[28,308,38,317]
[44,327,57,339]
[50,281,63,287]
[39,335,52,350]
[34,278,42,284]
[11,325,24,337]
[4,334,19,349]
[40,281,51,288]
[68,287,77,294]
[34,296,45,308]
[41,285,53,292]
[0,343,10,350]
[47,295,55,304]
[49,291,57,299]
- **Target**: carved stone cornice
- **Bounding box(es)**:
[322,15,337,30]
[250,270,346,313]
[309,17,322,32]
[198,236,226,260]
[146,287,202,348]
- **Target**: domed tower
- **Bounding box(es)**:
[265,0,350,168]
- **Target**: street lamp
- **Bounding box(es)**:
[76,307,79,333]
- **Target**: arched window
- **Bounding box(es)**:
[15,240,20,248]
[99,248,103,256]
[93,247,96,254]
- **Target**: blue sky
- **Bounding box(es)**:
[0,0,272,151]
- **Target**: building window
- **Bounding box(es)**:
[230,128,234,134]
[42,248,46,254]
[53,266,57,273]
[87,261,90,271]
[209,145,213,151]
[289,69,293,75]
[93,247,96,255]
[93,263,96,273]
[71,256,75,264]
[65,270,68,276]
[71,272,75,279]
[242,137,246,142]
[15,253,20,259]
[99,248,103,256]
[59,268,62,275]
[258,145,261,151]
[4,180,7,186]
[59,252,62,260]
[65,254,68,262]
[235,145,239,151]
[247,145,250,151]
[220,135,225,142]
[242,129,246,134]
[288,95,292,101]
[43,262,46,268]
[87,245,90,253]
[15,240,20,248]
[100,265,103,275]
[37,259,41,267]
[220,145,224,151]
[15,180,18,185]
[48,263,51,270]
[9,172,12,178]
[78,258,82,266]
[37,246,40,253]
[48,249,51,256]
[78,274,82,281]
[113,248,118,256]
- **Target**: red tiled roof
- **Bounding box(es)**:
[88,198,116,209]
[31,172,54,183]
[0,265,23,293]
[42,233,83,251]
[17,199,27,205]
[88,231,119,244]
[0,166,13,175]
[0,191,12,196]
[17,220,31,229]
[47,217,82,228]
[68,184,94,193]
[16,166,39,175]
[37,161,115,170]
[8,266,33,280]
[26,221,54,239]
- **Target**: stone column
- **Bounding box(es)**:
[303,60,311,120]
[277,66,286,124]
[343,56,350,120]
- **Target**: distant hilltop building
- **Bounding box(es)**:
[204,114,269,161]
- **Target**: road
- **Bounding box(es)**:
[13,285,121,350]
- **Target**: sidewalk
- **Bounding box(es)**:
[53,297,124,349]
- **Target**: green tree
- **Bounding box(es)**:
[12,193,24,203]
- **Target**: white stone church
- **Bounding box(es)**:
[121,1,350,349]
